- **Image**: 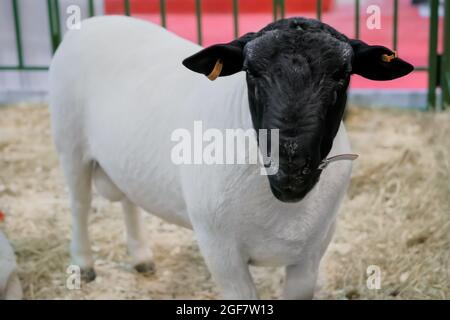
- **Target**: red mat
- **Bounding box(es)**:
[105,0,333,14]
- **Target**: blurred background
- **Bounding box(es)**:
[0,0,449,109]
[0,0,449,300]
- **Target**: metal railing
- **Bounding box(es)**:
[441,0,450,108]
[1,0,449,109]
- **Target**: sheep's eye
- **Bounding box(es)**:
[332,71,343,81]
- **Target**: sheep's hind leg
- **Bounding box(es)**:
[92,164,154,274]
[60,155,96,282]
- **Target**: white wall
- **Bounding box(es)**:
[0,0,104,103]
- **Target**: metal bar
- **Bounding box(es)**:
[273,0,278,21]
[47,0,61,54]
[280,0,285,19]
[11,0,24,68]
[54,0,61,39]
[355,0,360,39]
[427,0,439,110]
[393,0,399,51]
[195,0,203,45]
[317,0,322,21]
[0,66,49,71]
[47,0,55,52]
[442,77,450,110]
[232,0,239,38]
[159,0,166,28]
[88,0,95,17]
[442,0,450,109]
[124,0,130,16]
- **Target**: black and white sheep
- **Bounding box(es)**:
[49,16,413,299]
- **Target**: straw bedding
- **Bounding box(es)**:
[0,103,448,299]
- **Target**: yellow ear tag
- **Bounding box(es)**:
[207,59,223,81]
[381,51,398,63]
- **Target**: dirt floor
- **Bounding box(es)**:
[0,104,449,300]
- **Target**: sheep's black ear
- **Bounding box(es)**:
[350,39,414,81]
[182,44,243,80]
[183,33,257,80]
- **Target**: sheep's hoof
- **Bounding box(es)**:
[134,261,156,275]
[80,267,97,282]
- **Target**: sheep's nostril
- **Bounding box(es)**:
[286,185,298,192]
[302,167,311,175]
[294,175,304,184]
[300,157,314,175]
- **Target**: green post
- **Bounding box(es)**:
[160,0,167,28]
[88,0,95,17]
[427,0,439,110]
[195,0,203,45]
[233,0,239,38]
[272,0,284,21]
[393,0,399,51]
[317,0,322,21]
[0,66,48,71]
[47,0,61,54]
[273,0,278,21]
[355,0,360,39]
[442,0,450,109]
[11,0,24,68]
[124,0,130,16]
[280,0,285,19]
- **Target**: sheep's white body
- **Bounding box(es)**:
[0,231,22,300]
[49,16,353,299]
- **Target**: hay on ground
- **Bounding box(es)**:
[0,104,449,299]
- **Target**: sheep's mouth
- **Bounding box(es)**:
[267,153,358,203]
[269,173,320,202]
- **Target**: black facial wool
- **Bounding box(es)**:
[183,17,414,202]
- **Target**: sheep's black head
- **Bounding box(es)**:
[183,17,414,203]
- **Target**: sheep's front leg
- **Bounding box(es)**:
[283,259,320,300]
[284,219,337,300]
[121,199,155,274]
[196,232,258,299]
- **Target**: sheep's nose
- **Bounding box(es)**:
[301,163,311,175]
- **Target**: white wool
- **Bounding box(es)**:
[49,16,353,299]
[0,231,22,300]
